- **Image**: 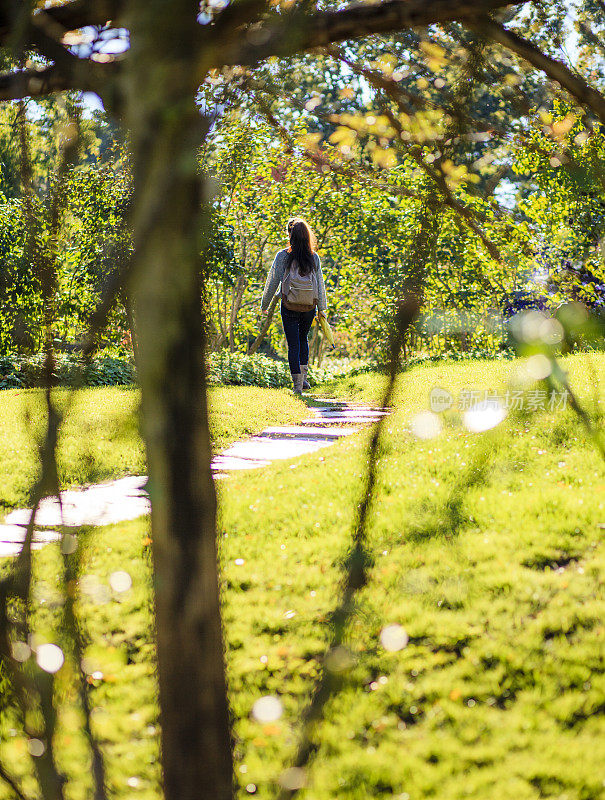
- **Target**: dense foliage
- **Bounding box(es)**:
[514,106,605,314]
[2,102,604,365]
[0,100,130,355]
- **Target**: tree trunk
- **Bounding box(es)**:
[124,3,233,799]
[248,293,279,354]
[121,289,140,368]
[229,275,248,352]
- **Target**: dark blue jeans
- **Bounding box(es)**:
[280,302,316,374]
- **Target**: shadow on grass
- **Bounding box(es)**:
[407,435,496,542]
[301,395,349,410]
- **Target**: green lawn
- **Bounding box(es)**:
[0,355,604,800]
[0,385,307,516]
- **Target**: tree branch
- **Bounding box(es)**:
[1,0,525,55]
[318,47,505,263]
[256,95,419,199]
[0,64,69,101]
[471,17,605,126]
[329,44,508,139]
[0,58,119,102]
[216,0,528,66]
[0,0,529,101]
[0,0,125,46]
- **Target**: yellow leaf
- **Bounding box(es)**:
[552,113,576,138]
[372,148,397,169]
[299,132,322,149]
[420,41,446,60]
[329,127,356,147]
[372,54,397,76]
[420,41,446,71]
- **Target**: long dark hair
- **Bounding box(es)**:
[286,218,317,276]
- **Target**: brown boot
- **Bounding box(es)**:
[300,364,310,390]
[292,373,303,394]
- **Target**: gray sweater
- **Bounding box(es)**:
[261,249,327,312]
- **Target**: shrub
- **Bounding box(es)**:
[207,351,369,387]
[0,351,367,390]
[0,353,135,389]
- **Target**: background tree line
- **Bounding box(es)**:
[2,104,604,365]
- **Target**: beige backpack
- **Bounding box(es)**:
[281,260,319,311]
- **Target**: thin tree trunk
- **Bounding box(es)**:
[121,289,140,368]
[248,293,279,354]
[214,282,227,347]
[229,275,248,352]
[124,3,233,799]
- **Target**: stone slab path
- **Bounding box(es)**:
[0,399,389,557]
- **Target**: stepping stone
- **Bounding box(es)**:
[311,398,349,404]
[211,455,270,471]
[301,416,383,425]
[314,409,388,417]
[0,525,61,544]
[220,437,332,462]
[310,402,392,412]
[0,541,22,558]
[303,414,380,425]
[260,425,360,438]
[5,476,149,528]
[0,540,52,558]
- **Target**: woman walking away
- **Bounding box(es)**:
[261,218,328,394]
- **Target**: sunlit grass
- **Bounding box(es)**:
[0,354,603,799]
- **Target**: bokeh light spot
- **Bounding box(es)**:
[109,570,132,593]
[279,768,306,791]
[36,643,64,673]
[252,695,283,723]
[380,624,409,652]
[410,411,442,440]
[28,739,45,757]
[525,353,552,380]
[11,641,31,662]
[463,400,506,433]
